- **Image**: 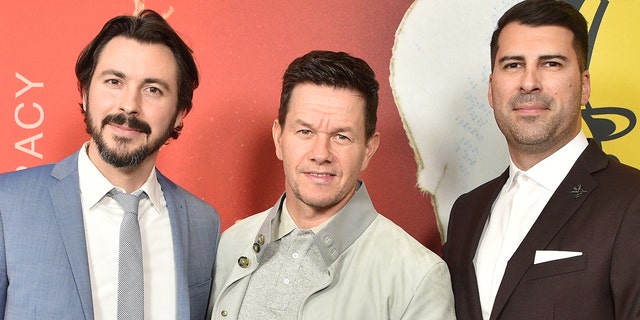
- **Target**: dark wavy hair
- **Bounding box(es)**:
[490,0,589,72]
[75,9,199,139]
[279,50,379,140]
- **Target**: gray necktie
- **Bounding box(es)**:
[109,188,145,320]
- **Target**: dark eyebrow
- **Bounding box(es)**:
[98,69,172,92]
[539,55,569,62]
[498,55,524,64]
[99,69,126,79]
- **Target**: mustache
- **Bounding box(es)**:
[508,93,554,109]
[101,113,152,135]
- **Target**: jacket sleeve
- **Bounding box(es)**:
[611,192,640,319]
[402,261,456,320]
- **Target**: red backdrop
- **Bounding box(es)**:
[1,0,441,253]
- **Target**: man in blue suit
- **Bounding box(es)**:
[0,10,220,319]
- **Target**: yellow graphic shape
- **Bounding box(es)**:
[581,1,640,168]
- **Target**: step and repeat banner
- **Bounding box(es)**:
[2,0,637,249]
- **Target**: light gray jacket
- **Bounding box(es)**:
[209,182,455,319]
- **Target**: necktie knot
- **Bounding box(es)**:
[109,188,145,216]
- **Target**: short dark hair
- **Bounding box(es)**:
[490,0,588,72]
[279,50,379,140]
[75,9,199,139]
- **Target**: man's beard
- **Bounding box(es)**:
[85,107,176,169]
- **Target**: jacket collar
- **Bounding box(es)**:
[253,180,378,267]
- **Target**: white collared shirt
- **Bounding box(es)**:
[78,143,176,319]
[474,132,588,319]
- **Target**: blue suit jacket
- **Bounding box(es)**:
[0,151,220,319]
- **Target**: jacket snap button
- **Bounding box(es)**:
[237,256,250,268]
[257,234,265,245]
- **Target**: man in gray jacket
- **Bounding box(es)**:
[208,50,455,320]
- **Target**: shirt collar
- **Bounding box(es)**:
[509,131,588,191]
[137,170,164,214]
[276,200,337,239]
[255,180,378,267]
[77,142,164,214]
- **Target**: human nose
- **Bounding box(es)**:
[310,135,332,164]
[120,88,141,114]
[520,67,541,94]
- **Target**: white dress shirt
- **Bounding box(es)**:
[78,143,176,319]
[474,132,588,319]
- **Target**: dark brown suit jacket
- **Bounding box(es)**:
[443,140,640,320]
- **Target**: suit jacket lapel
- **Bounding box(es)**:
[490,141,605,319]
[158,171,190,319]
[49,152,94,319]
[469,170,509,259]
[466,170,509,319]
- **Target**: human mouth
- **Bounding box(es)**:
[514,103,548,114]
[304,171,337,182]
[110,123,142,134]
[509,94,552,111]
[308,172,334,177]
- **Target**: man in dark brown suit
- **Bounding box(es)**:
[443,1,640,319]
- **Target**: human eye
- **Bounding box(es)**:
[542,61,562,68]
[145,86,163,96]
[503,62,520,70]
[333,133,353,145]
[539,55,568,69]
[297,129,313,136]
[498,61,522,74]
[105,78,122,87]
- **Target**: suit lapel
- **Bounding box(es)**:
[490,141,605,319]
[158,172,190,319]
[49,152,94,319]
[466,171,509,319]
[468,171,509,260]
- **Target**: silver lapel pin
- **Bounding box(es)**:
[571,184,588,199]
